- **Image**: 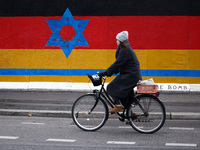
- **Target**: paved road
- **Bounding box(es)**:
[0,91,200,118]
[0,116,199,150]
[0,91,200,112]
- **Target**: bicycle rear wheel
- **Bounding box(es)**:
[72,94,108,131]
[128,94,166,134]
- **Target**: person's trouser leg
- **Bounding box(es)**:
[112,97,121,106]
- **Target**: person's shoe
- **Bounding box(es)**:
[109,106,123,113]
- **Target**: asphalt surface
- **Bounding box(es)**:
[0,91,200,119]
[0,116,199,150]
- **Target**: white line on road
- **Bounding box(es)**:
[21,122,45,125]
[118,126,132,128]
[165,143,197,147]
[118,126,143,129]
[107,141,136,145]
[0,136,19,140]
[46,138,76,142]
[169,127,194,130]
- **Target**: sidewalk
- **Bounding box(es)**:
[0,82,200,93]
[0,91,200,120]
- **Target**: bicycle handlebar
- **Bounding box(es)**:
[87,73,106,86]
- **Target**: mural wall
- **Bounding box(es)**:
[0,0,200,83]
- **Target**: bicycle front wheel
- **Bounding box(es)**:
[72,94,108,131]
[128,94,166,134]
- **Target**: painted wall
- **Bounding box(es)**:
[0,0,200,84]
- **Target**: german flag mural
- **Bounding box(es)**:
[0,0,200,84]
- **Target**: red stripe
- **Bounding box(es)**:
[0,16,199,49]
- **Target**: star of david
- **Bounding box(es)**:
[46,8,89,58]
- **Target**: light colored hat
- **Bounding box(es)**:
[116,31,128,42]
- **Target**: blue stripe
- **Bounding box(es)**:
[0,69,200,77]
[140,70,200,77]
[0,69,105,76]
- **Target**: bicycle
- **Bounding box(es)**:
[71,74,166,134]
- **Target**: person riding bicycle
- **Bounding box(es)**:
[98,31,142,113]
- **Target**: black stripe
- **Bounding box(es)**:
[1,0,200,16]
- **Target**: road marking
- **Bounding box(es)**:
[165,143,197,147]
[169,127,194,130]
[107,141,136,145]
[21,122,45,125]
[118,126,132,128]
[118,126,143,129]
[46,138,76,142]
[0,136,19,140]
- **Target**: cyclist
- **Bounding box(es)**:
[98,31,142,113]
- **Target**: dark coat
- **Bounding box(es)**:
[106,40,142,98]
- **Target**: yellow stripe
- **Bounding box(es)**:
[0,49,200,83]
[0,49,199,70]
[0,49,110,69]
[0,75,200,84]
[135,49,200,70]
[0,75,115,82]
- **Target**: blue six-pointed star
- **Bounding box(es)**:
[46,8,89,58]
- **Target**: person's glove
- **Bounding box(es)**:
[98,71,107,77]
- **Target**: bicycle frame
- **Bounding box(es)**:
[90,76,133,121]
[93,77,115,109]
[90,76,153,121]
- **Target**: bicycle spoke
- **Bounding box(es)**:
[128,94,166,134]
[72,94,108,131]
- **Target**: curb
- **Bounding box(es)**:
[0,109,200,120]
[0,109,71,118]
